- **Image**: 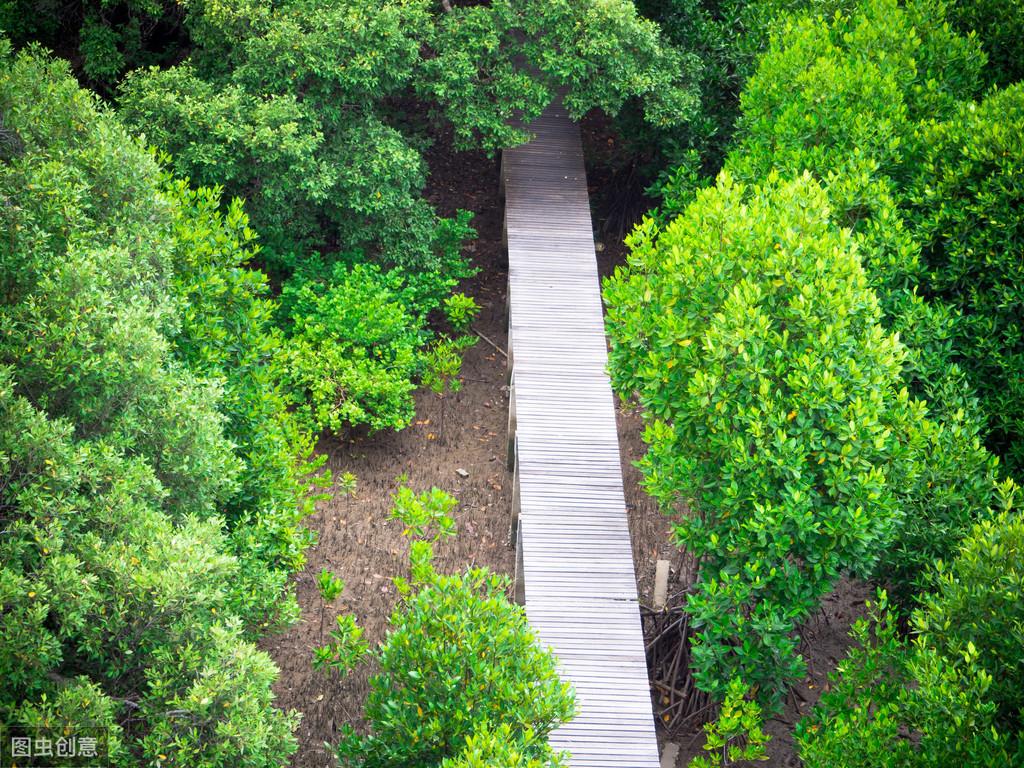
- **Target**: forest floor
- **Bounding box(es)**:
[262,115,868,768]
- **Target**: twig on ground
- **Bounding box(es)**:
[472,326,508,358]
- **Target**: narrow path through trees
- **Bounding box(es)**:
[503,100,660,768]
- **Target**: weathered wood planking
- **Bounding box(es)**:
[502,100,660,768]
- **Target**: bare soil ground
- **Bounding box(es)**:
[263,114,867,768]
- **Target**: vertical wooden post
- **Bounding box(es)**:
[654,560,670,611]
[511,457,520,525]
[498,150,506,201]
[514,519,525,605]
[505,275,514,385]
[506,374,516,471]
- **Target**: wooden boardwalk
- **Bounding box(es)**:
[502,101,661,768]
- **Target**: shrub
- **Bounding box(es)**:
[907,83,1024,473]
[137,621,300,768]
[604,172,912,705]
[0,376,300,767]
[627,0,851,178]
[722,2,1023,487]
[720,0,983,344]
[730,0,983,188]
[796,593,1012,767]
[7,678,124,762]
[339,567,574,768]
[913,482,1024,735]
[278,262,424,434]
[332,488,575,768]
[443,292,480,333]
[688,679,770,768]
[797,499,1024,766]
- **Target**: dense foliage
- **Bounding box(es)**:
[605,172,917,704]
[0,3,704,438]
[945,0,1024,86]
[797,496,1024,766]
[907,84,1024,470]
[718,0,1016,589]
[0,43,314,765]
[5,0,1024,764]
[0,2,702,764]
[0,0,185,90]
[608,0,1024,755]
[340,568,574,768]
[671,0,1023,484]
[52,0,695,435]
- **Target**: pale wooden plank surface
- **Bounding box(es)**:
[503,99,660,768]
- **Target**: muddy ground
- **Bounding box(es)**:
[261,114,866,768]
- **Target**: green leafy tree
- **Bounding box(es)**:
[662,0,1005,601]
[134,7,689,323]
[717,1,1023,492]
[604,172,915,705]
[0,376,301,767]
[729,0,983,185]
[0,42,308,766]
[913,480,1024,737]
[624,0,850,182]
